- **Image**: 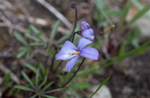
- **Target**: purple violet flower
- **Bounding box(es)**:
[56,38,99,72]
[81,21,95,40]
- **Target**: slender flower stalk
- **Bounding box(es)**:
[53,60,63,74]
[70,2,78,42]
[62,58,85,88]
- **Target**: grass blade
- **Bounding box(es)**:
[130,0,150,19]
[3,72,11,90]
[25,33,40,42]
[24,63,37,73]
[126,5,150,27]
[90,77,110,98]
[17,50,27,58]
[48,20,60,47]
[39,76,48,89]
[29,25,46,42]
[14,31,28,46]
[120,2,130,25]
[39,63,46,75]
[95,0,112,25]
[22,71,35,89]
[41,81,54,92]
[42,95,57,98]
[43,88,62,94]
[14,85,34,92]
[55,33,71,45]
[36,68,39,88]
[30,94,38,98]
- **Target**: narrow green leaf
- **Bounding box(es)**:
[42,95,57,98]
[29,25,40,34]
[55,33,71,45]
[131,28,140,48]
[24,63,36,73]
[9,87,16,96]
[30,94,38,98]
[22,71,35,89]
[39,63,46,75]
[75,68,93,79]
[39,76,48,89]
[25,33,40,42]
[95,0,105,10]
[42,82,54,92]
[119,40,126,56]
[17,50,27,58]
[130,0,150,19]
[71,82,92,89]
[19,47,28,51]
[29,25,46,42]
[14,31,28,46]
[14,88,21,96]
[90,77,110,98]
[120,2,130,25]
[45,69,49,75]
[30,42,45,46]
[26,52,30,60]
[48,20,60,47]
[3,72,11,90]
[14,85,34,92]
[93,38,104,49]
[106,10,122,17]
[36,69,39,88]
[127,5,150,26]
[43,88,62,94]
[55,26,74,45]
[68,89,81,98]
[95,0,112,25]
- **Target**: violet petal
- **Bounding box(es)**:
[81,29,94,40]
[56,41,77,60]
[80,47,99,60]
[90,35,95,40]
[89,28,94,34]
[65,55,79,72]
[77,38,92,51]
[81,21,90,30]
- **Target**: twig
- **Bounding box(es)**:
[53,60,63,74]
[0,12,13,34]
[37,0,72,29]
[0,22,28,34]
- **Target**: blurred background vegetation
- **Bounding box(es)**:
[0,0,150,98]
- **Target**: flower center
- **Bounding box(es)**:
[75,51,80,55]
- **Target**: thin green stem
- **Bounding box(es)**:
[62,58,85,88]
[53,60,63,74]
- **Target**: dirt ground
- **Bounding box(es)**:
[105,50,150,98]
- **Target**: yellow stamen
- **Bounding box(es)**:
[75,51,80,55]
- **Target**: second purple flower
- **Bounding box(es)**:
[81,21,95,40]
